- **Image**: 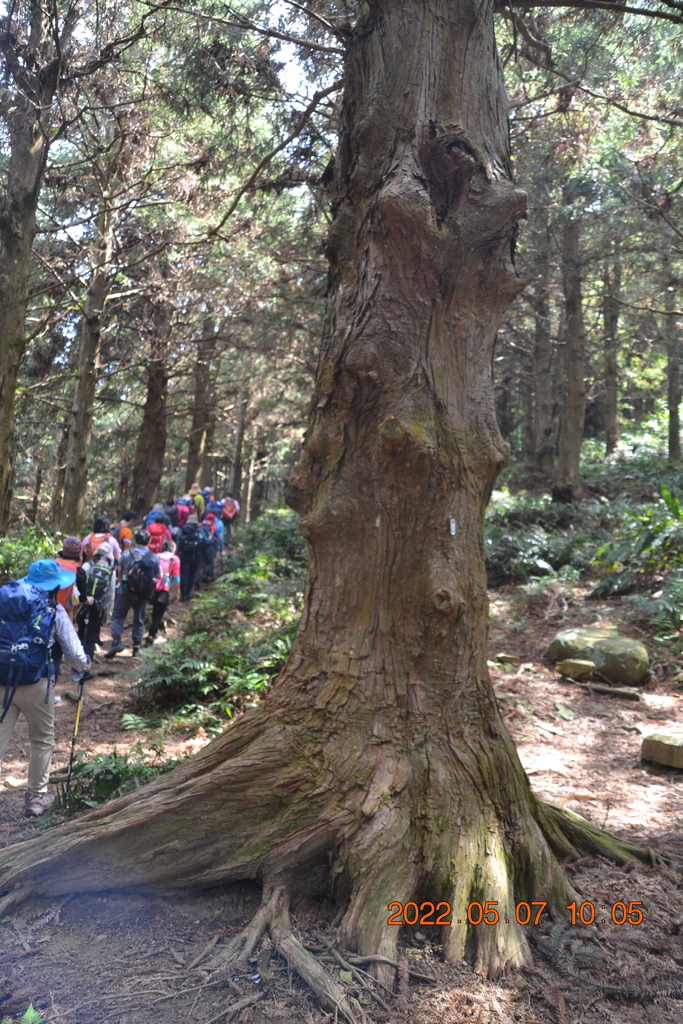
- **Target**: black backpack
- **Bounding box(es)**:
[85,563,114,613]
[126,554,157,601]
[178,523,200,556]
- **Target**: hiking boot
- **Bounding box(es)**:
[132,647,140,658]
[144,637,154,648]
[104,639,124,659]
[24,792,55,818]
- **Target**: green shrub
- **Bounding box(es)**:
[0,527,59,584]
[131,508,306,724]
[485,489,602,585]
[56,742,185,812]
[590,486,683,597]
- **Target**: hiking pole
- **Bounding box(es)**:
[64,672,85,812]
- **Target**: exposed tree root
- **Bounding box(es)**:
[534,799,659,866]
[210,884,366,1024]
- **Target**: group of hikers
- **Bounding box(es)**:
[0,485,240,819]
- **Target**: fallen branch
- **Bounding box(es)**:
[568,679,642,701]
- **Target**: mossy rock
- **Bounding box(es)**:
[556,658,594,680]
[548,627,649,686]
[641,732,683,770]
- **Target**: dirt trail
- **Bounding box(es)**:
[1,587,683,1024]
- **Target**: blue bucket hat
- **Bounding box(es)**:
[21,558,76,591]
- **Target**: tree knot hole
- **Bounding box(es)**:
[433,588,465,617]
[380,416,405,444]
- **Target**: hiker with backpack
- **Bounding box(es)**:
[0,559,90,817]
[81,517,122,563]
[76,541,117,670]
[145,540,181,647]
[188,483,205,518]
[221,494,240,543]
[113,510,137,553]
[147,514,173,554]
[164,498,179,530]
[56,536,82,623]
[200,512,221,583]
[177,514,203,601]
[104,531,161,659]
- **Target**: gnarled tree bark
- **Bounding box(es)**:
[0,1,654,1015]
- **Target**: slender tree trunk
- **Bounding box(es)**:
[129,302,171,514]
[603,258,621,456]
[0,3,653,1007]
[28,460,43,525]
[185,320,217,490]
[249,447,267,521]
[59,201,117,535]
[663,256,681,462]
[200,401,218,489]
[553,213,587,502]
[531,214,557,474]
[50,421,69,532]
[228,395,249,500]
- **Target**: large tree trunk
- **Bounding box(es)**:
[185,320,217,490]
[553,213,587,502]
[0,1,76,534]
[129,302,171,513]
[0,1,653,1011]
[603,257,621,456]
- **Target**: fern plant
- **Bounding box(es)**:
[1,1006,50,1024]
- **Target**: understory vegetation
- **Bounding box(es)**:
[115,430,683,751]
[129,507,307,730]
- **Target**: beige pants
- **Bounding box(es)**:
[0,679,54,794]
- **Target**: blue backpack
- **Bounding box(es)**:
[0,582,55,722]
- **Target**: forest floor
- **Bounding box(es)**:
[1,584,683,1024]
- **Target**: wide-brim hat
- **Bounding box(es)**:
[21,558,76,591]
[95,541,115,561]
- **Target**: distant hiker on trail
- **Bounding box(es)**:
[143,502,172,530]
[145,541,180,647]
[76,541,117,673]
[164,498,179,530]
[81,517,122,563]
[113,510,137,552]
[0,559,90,817]
[175,493,194,526]
[105,531,161,659]
[177,514,203,602]
[148,514,173,554]
[221,494,240,542]
[189,483,205,518]
[200,512,221,583]
[56,536,82,623]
